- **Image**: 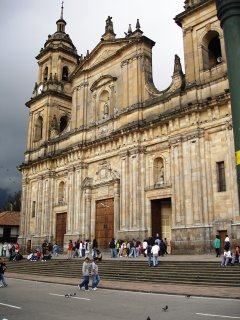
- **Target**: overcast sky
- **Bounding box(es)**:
[0,0,185,195]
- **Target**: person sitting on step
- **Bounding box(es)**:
[221,248,232,267]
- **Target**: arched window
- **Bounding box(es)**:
[202,31,222,70]
[62,66,68,81]
[99,90,110,119]
[58,181,65,203]
[59,115,68,132]
[35,116,43,141]
[154,158,164,185]
[43,67,48,81]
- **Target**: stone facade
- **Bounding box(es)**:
[18,1,240,253]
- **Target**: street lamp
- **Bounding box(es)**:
[216,0,240,205]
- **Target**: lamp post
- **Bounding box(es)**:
[216,0,240,204]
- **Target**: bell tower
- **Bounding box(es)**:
[175,0,227,86]
[25,3,79,161]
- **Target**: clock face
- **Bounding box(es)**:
[38,84,43,94]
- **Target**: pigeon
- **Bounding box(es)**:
[69,293,76,297]
[65,292,77,298]
[162,305,168,312]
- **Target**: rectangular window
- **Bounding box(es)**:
[11,227,18,236]
[217,161,226,192]
[32,201,36,218]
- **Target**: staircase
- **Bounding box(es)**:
[6,259,240,287]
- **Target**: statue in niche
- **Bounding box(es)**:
[103,102,109,118]
[50,115,58,131]
[155,162,164,186]
[49,114,59,139]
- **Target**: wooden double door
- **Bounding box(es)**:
[56,212,67,251]
[151,198,172,252]
[95,198,114,250]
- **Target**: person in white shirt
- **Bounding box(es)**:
[142,240,148,257]
[91,257,100,290]
[151,243,160,267]
[78,241,83,258]
[224,234,230,250]
[221,248,232,267]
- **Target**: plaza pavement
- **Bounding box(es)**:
[6,253,240,299]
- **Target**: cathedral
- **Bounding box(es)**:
[18,0,240,254]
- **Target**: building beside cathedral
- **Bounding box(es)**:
[18,0,240,253]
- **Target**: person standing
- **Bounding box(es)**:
[142,239,148,257]
[53,243,59,257]
[224,235,230,250]
[78,257,91,291]
[146,243,152,267]
[42,240,48,256]
[0,258,8,287]
[214,235,221,257]
[67,240,73,259]
[109,238,116,258]
[163,238,168,254]
[151,242,160,267]
[231,245,240,264]
[91,257,100,290]
[128,239,136,258]
[92,239,98,259]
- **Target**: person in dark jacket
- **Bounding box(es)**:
[109,238,116,258]
[92,239,98,259]
[0,258,8,287]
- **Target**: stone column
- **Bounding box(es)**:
[170,139,183,225]
[114,181,120,236]
[139,149,146,231]
[42,170,54,239]
[129,147,143,229]
[121,60,129,109]
[119,151,129,229]
[35,177,43,235]
[27,112,33,150]
[67,166,75,234]
[85,188,92,239]
[71,87,78,129]
[183,26,196,83]
[18,178,28,240]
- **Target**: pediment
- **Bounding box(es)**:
[90,75,117,91]
[93,49,116,65]
[89,41,127,67]
[72,40,130,80]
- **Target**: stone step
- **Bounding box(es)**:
[6,259,240,287]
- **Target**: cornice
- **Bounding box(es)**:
[36,45,79,61]
[25,90,72,108]
[175,0,213,27]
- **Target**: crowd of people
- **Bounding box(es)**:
[66,239,102,260]
[0,242,23,261]
[1,234,239,268]
[217,235,240,267]
[108,236,168,263]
